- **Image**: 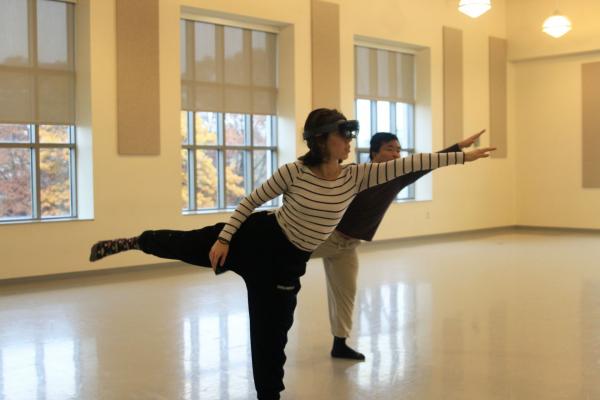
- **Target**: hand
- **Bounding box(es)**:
[209,240,229,271]
[459,129,486,149]
[464,147,496,162]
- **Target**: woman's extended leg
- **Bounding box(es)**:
[89,223,225,268]
[136,223,225,267]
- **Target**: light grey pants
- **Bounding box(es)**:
[311,230,361,338]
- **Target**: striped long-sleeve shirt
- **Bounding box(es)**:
[218,152,465,252]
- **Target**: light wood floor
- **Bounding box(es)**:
[1,228,599,399]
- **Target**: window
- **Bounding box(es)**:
[0,0,76,221]
[180,19,278,211]
[354,45,415,200]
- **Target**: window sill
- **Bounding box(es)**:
[393,198,432,204]
[182,205,278,216]
[0,216,94,226]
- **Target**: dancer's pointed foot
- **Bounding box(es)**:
[89,237,139,262]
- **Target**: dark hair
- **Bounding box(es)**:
[298,108,347,166]
[369,132,400,160]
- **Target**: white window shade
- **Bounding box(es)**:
[181,20,278,115]
[355,45,414,104]
[0,0,75,125]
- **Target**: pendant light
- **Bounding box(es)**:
[542,0,572,38]
[458,0,492,19]
[542,13,572,38]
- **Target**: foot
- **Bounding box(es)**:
[331,337,365,361]
[89,237,139,262]
[89,240,110,262]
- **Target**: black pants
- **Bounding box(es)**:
[137,212,310,399]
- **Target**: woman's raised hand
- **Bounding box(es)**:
[459,129,486,149]
[464,147,497,162]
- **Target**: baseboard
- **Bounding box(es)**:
[360,225,518,250]
[0,261,189,287]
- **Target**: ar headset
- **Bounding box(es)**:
[302,120,360,140]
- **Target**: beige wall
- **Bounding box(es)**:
[1,0,517,280]
[513,53,600,228]
[507,1,600,228]
[507,0,600,62]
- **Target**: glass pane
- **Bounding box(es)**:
[376,101,391,132]
[356,99,371,149]
[195,112,217,145]
[224,26,250,85]
[0,0,29,66]
[225,150,246,208]
[251,30,276,88]
[225,114,246,146]
[180,20,188,78]
[40,125,69,144]
[40,148,71,217]
[376,49,391,98]
[181,149,189,210]
[355,47,371,97]
[37,0,72,68]
[0,124,29,143]
[0,148,32,219]
[194,22,217,82]
[253,150,268,187]
[180,111,189,144]
[397,185,410,200]
[37,73,76,124]
[253,150,274,207]
[358,152,370,164]
[0,69,35,123]
[252,115,272,146]
[395,102,411,149]
[196,149,218,209]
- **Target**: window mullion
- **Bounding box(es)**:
[248,115,254,192]
[390,102,397,135]
[218,113,226,209]
[409,104,416,149]
[33,126,41,219]
[70,126,77,217]
[370,100,377,134]
[188,112,196,211]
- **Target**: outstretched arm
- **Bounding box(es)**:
[356,143,494,192]
[370,130,487,191]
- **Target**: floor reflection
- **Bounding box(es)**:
[354,282,420,392]
[0,334,95,400]
[181,311,253,400]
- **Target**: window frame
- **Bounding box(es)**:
[181,111,279,213]
[354,99,417,201]
[179,16,280,214]
[0,124,78,222]
[0,0,78,223]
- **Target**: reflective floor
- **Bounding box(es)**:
[2,229,600,400]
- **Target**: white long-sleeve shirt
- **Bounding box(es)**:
[218,152,465,252]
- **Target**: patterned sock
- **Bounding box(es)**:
[89,237,139,262]
[331,336,365,361]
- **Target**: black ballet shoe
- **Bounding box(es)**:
[331,337,366,361]
[89,241,107,262]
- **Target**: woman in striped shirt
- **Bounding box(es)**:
[89,108,494,400]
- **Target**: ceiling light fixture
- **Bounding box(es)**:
[458,0,491,19]
[542,11,572,38]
